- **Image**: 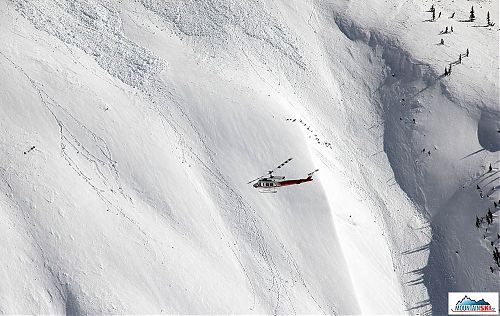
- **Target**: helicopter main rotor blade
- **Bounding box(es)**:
[269,158,293,174]
[247,175,264,184]
[248,158,293,184]
[307,169,319,176]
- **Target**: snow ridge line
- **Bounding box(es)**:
[331,14,434,315]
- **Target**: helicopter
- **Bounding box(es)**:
[247,158,319,193]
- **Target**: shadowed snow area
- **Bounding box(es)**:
[0,0,498,314]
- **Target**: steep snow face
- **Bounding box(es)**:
[328,0,499,314]
[0,0,498,315]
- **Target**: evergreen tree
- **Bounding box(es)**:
[470,6,475,22]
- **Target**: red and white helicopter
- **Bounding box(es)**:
[247,158,319,193]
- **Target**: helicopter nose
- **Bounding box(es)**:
[253,182,259,188]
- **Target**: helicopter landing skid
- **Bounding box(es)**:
[258,188,277,193]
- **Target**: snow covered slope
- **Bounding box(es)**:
[0,0,498,314]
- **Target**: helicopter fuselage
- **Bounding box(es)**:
[253,176,313,188]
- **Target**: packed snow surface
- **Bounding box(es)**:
[0,0,498,314]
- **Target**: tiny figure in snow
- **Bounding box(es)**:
[440,38,445,45]
[448,63,452,75]
[459,54,462,64]
[23,146,36,155]
[480,192,484,199]
[494,201,497,208]
[438,12,442,19]
[445,26,448,33]
[491,266,495,273]
[451,26,454,32]
[466,48,469,57]
[477,184,481,190]
[444,67,449,76]
[489,163,493,172]
[450,12,455,19]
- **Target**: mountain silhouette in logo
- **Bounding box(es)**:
[456,296,491,306]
